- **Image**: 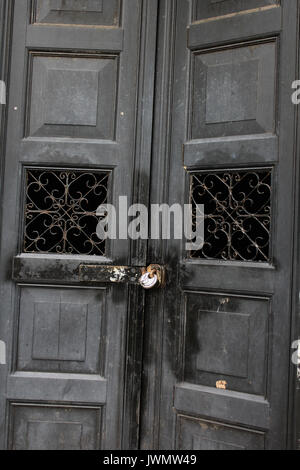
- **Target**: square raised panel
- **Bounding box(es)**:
[45,69,99,127]
[26,52,118,140]
[191,42,276,139]
[183,292,270,395]
[177,416,265,450]
[9,404,101,450]
[32,301,88,361]
[195,0,278,21]
[32,0,121,26]
[195,311,250,378]
[17,286,106,375]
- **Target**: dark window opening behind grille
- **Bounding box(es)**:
[190,169,272,262]
[23,168,110,256]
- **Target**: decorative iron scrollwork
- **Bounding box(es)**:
[190,169,272,262]
[23,168,110,256]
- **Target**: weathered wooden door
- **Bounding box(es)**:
[0,0,298,451]
[0,0,158,450]
[140,0,298,450]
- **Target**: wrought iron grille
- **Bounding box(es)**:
[23,168,110,256]
[190,169,272,262]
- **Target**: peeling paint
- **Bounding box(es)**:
[109,268,127,283]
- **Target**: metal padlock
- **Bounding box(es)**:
[139,271,159,289]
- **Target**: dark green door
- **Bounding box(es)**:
[0,0,298,450]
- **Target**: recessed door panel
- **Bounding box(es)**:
[183,292,270,395]
[177,416,265,450]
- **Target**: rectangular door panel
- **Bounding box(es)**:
[190,42,276,140]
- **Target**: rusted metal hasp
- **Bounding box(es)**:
[12,256,165,289]
[79,264,166,288]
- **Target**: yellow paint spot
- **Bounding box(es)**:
[216,380,227,390]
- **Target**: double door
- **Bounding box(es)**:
[0,0,298,450]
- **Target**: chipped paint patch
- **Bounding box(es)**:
[109,267,127,283]
[216,380,227,390]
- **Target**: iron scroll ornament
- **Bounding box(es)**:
[190,169,272,262]
[23,168,110,256]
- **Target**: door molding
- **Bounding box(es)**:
[0,0,13,252]
[289,0,300,449]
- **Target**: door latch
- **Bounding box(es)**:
[79,264,165,289]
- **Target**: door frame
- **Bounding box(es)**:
[0,0,12,249]
[0,0,13,446]
[121,0,158,450]
[289,2,300,447]
[139,0,178,449]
